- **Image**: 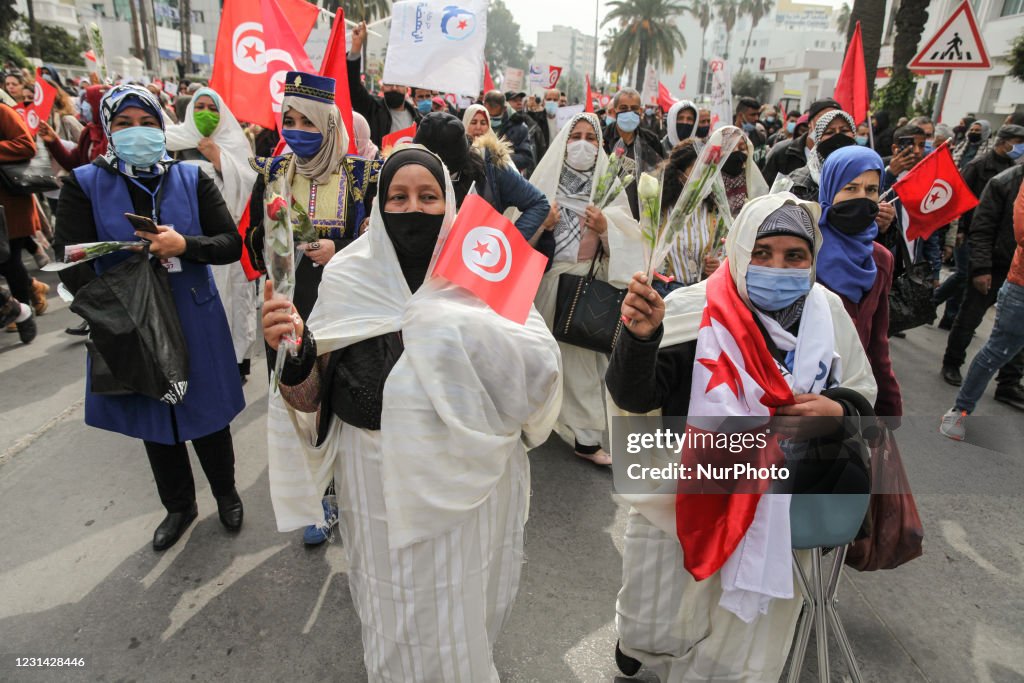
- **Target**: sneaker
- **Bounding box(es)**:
[32,279,49,316]
[939,408,967,441]
[15,310,37,344]
[302,497,339,545]
[994,384,1024,411]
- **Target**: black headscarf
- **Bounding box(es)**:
[377,147,448,292]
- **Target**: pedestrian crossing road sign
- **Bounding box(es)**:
[909,0,991,70]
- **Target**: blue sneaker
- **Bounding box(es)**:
[302,496,338,545]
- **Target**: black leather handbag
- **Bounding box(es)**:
[553,245,626,354]
[888,237,936,335]
[0,159,60,196]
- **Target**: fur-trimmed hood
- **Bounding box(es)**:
[472,131,515,169]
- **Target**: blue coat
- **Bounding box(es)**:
[74,162,245,445]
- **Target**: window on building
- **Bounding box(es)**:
[1001,0,1024,16]
[980,76,1005,113]
[92,2,106,17]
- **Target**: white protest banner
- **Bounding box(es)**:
[708,58,732,131]
[504,67,524,92]
[554,104,584,131]
[383,0,487,95]
[528,64,563,95]
[641,64,658,105]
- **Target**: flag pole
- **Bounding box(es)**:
[867,107,875,149]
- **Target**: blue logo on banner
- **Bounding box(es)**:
[440,6,476,40]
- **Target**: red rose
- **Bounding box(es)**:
[705,145,723,165]
[67,247,86,262]
[266,195,288,221]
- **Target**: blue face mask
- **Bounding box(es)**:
[545,101,558,116]
[605,114,616,126]
[765,116,775,124]
[617,111,640,133]
[282,128,324,158]
[855,135,868,146]
[787,121,796,134]
[924,139,934,154]
[742,122,756,134]
[417,99,432,114]
[490,116,504,130]
[111,126,166,167]
[1009,142,1024,160]
[745,264,813,311]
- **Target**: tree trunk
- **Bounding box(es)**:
[740,18,755,73]
[129,0,144,63]
[636,37,648,90]
[888,0,930,119]
[180,0,192,78]
[25,0,39,58]
[848,0,886,100]
[699,28,707,95]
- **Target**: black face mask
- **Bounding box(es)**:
[967,132,982,144]
[953,125,966,136]
[827,197,879,235]
[695,125,710,138]
[382,211,445,291]
[383,90,406,110]
[721,151,746,176]
[676,122,695,140]
[816,133,856,160]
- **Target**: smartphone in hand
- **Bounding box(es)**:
[896,136,915,153]
[124,212,160,234]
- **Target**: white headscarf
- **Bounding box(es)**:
[665,99,699,148]
[165,87,256,223]
[267,146,563,548]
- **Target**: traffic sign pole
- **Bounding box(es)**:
[932,70,952,122]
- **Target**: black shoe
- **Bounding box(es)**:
[994,385,1024,411]
[941,365,963,387]
[891,331,906,338]
[153,503,199,551]
[216,491,244,532]
[16,311,37,344]
[65,320,90,336]
[937,317,954,330]
[615,640,642,677]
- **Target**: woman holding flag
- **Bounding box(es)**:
[245,72,378,321]
[605,192,877,680]
[529,112,642,465]
[262,145,562,681]
[166,87,259,382]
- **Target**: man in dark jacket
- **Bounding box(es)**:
[347,22,422,146]
[527,88,561,163]
[761,98,840,185]
[940,163,1024,408]
[604,87,665,219]
[483,90,535,175]
[507,90,544,172]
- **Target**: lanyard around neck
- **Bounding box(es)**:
[126,175,166,225]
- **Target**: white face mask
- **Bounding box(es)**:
[565,139,598,171]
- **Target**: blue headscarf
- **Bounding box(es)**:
[817,145,884,303]
[99,84,171,178]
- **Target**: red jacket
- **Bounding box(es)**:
[0,104,41,239]
[1011,177,1024,287]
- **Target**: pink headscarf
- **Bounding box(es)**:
[351,111,379,159]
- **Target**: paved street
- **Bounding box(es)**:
[1,266,1022,683]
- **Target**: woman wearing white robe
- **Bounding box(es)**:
[262,146,562,682]
[605,193,878,681]
[527,111,642,465]
[165,87,259,379]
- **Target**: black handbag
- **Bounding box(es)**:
[0,206,9,263]
[553,245,626,354]
[888,237,936,335]
[0,159,60,196]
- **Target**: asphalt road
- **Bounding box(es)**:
[1,267,1022,683]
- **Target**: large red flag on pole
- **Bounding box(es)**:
[318,8,357,154]
[585,75,594,113]
[834,21,868,124]
[432,194,547,324]
[210,0,320,129]
[893,141,979,240]
[259,0,316,123]
[658,82,677,112]
[483,63,495,92]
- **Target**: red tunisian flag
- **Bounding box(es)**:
[432,194,547,325]
[834,21,868,125]
[658,82,677,112]
[893,141,979,240]
[585,75,594,113]
[319,8,357,154]
[483,63,495,92]
[381,123,417,156]
[210,0,320,129]
[677,263,794,581]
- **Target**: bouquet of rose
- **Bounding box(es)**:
[264,184,300,393]
[642,126,744,279]
[42,241,142,271]
[591,147,635,210]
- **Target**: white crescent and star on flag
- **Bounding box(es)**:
[461,226,512,282]
[921,179,953,214]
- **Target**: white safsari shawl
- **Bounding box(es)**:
[267,148,563,548]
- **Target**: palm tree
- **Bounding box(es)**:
[738,0,772,72]
[713,0,739,60]
[690,0,713,94]
[602,0,688,88]
[338,0,392,22]
[847,0,887,100]
[835,2,851,37]
[886,0,931,117]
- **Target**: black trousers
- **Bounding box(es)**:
[0,238,34,306]
[143,426,236,513]
[943,263,1024,388]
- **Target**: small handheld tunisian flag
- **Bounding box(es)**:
[381,124,417,156]
[678,263,793,581]
[432,194,547,324]
[893,141,979,240]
